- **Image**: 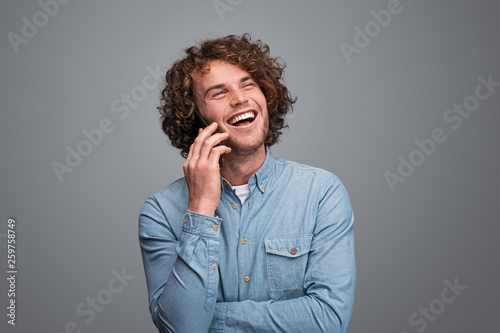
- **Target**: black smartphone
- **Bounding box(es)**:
[194,110,223,168]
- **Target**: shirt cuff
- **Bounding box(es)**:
[183,210,222,238]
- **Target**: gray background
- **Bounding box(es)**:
[1,0,499,332]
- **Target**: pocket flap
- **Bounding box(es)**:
[264,235,313,258]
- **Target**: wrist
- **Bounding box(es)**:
[188,202,216,217]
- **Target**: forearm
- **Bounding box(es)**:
[140,204,222,333]
[210,292,353,333]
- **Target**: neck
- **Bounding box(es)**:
[220,145,266,186]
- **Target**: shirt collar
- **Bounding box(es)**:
[248,148,274,194]
[220,148,275,194]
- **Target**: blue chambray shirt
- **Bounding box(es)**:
[139,150,356,332]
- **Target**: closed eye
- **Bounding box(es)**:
[212,90,227,98]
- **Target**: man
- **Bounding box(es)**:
[139,34,356,332]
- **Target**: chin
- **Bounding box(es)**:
[228,138,266,154]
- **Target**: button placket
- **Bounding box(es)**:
[235,190,254,297]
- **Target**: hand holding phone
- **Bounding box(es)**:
[184,112,230,216]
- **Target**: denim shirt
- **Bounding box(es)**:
[139,150,356,332]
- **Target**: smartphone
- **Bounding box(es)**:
[195,110,223,168]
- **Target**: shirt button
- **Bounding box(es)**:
[211,264,217,269]
[213,225,218,231]
[232,203,238,210]
[242,238,247,244]
[243,276,250,283]
[290,248,297,255]
[260,184,264,190]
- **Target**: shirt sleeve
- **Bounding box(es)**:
[139,194,222,333]
[209,175,356,333]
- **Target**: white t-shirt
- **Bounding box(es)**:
[232,184,250,204]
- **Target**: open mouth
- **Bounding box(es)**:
[227,111,256,127]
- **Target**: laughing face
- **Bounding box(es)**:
[191,60,269,155]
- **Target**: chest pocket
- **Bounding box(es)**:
[264,235,313,301]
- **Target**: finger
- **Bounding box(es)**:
[183,143,195,174]
[198,136,228,163]
[199,131,229,152]
[198,132,229,161]
[208,145,232,165]
[198,122,218,138]
[204,131,229,145]
[191,122,218,158]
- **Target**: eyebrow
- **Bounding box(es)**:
[204,84,225,98]
[203,76,254,98]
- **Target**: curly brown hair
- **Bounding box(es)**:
[158,33,296,157]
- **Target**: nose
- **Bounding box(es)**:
[230,89,247,106]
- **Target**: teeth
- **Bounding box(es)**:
[229,111,255,125]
